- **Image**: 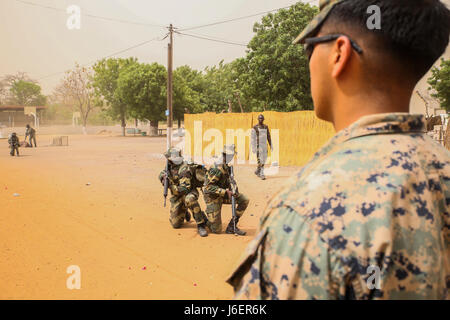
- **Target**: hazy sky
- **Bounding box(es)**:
[0,0,318,94]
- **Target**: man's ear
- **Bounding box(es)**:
[331,36,353,78]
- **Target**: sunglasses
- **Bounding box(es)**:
[303,34,364,61]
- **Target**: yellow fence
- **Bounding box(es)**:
[184,111,335,167]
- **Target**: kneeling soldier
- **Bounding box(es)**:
[203,144,249,235]
[159,148,208,237]
[177,160,209,237]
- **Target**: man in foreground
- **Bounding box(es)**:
[227,0,450,299]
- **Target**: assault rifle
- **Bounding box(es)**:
[229,165,238,234]
[163,159,169,207]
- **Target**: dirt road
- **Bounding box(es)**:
[0,134,299,299]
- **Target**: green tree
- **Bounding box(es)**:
[240,2,318,111]
[9,80,47,106]
[117,62,167,136]
[173,65,205,114]
[428,58,450,112]
[92,58,138,136]
[202,60,238,113]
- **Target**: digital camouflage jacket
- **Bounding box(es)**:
[227,113,450,300]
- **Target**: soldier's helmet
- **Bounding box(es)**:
[26,124,30,128]
[164,147,183,165]
[12,132,17,136]
[222,144,236,164]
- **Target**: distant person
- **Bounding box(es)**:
[251,114,272,180]
[8,132,20,157]
[228,0,450,299]
[25,124,37,147]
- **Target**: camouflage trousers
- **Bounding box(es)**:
[29,135,37,147]
[10,146,19,156]
[204,193,249,234]
[256,147,268,170]
[169,190,206,228]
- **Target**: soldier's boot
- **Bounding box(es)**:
[259,167,266,180]
[197,223,208,237]
[185,211,191,222]
[225,216,246,236]
[254,167,260,176]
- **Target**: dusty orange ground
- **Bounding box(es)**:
[0,134,299,300]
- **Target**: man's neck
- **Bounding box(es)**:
[331,92,412,132]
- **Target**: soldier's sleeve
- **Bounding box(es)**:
[178,166,192,196]
[204,167,227,196]
[158,169,178,194]
[227,205,339,300]
[158,170,165,184]
[169,184,180,196]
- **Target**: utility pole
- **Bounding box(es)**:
[167,24,174,149]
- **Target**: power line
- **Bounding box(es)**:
[180,31,248,45]
[11,0,166,28]
[175,32,247,47]
[27,1,318,82]
[38,35,167,81]
[178,1,316,32]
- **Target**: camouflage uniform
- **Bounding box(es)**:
[176,161,208,226]
[251,119,272,179]
[227,114,450,299]
[25,126,37,147]
[203,158,250,234]
[8,133,20,156]
[159,149,207,232]
[159,160,186,228]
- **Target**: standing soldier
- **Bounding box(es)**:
[203,144,249,235]
[159,148,209,237]
[251,114,272,180]
[8,132,20,157]
[25,124,37,148]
